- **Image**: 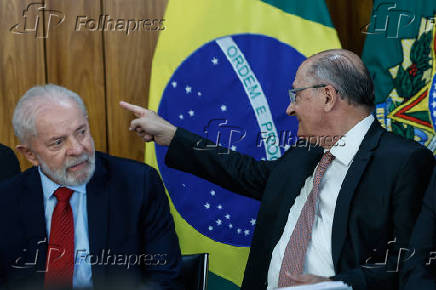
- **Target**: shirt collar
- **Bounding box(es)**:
[329,114,375,166]
[38,167,87,199]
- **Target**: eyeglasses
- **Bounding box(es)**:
[288,84,327,103]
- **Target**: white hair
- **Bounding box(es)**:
[12,84,88,144]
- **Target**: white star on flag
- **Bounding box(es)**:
[204,203,210,209]
[185,86,192,94]
[228,224,233,229]
[179,114,184,120]
[210,190,216,196]
[198,92,202,96]
[171,81,177,88]
[188,110,195,117]
[231,145,237,151]
[250,219,256,226]
[244,230,250,236]
[225,214,231,220]
[237,229,242,234]
[216,219,222,225]
[220,105,227,112]
[208,226,213,231]
[211,57,219,65]
[217,204,222,210]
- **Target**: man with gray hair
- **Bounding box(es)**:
[0,84,183,289]
[121,48,434,290]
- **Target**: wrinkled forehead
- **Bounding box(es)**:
[34,101,88,138]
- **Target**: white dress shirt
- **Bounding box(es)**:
[39,168,93,288]
[267,115,375,289]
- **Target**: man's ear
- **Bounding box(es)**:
[16,145,39,166]
[323,85,338,112]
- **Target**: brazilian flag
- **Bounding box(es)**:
[146,0,339,288]
[362,1,436,154]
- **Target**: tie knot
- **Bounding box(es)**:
[54,187,74,202]
[319,151,335,168]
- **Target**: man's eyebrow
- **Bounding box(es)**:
[47,135,66,142]
[75,124,86,132]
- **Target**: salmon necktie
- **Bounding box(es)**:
[278,151,335,287]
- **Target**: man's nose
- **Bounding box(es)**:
[286,102,295,116]
[67,137,84,155]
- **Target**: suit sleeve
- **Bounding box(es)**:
[332,148,435,290]
[140,167,183,289]
[165,127,278,201]
[400,169,436,290]
[0,145,20,182]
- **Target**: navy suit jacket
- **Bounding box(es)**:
[0,144,20,182]
[0,152,182,289]
[401,169,436,290]
[165,120,434,290]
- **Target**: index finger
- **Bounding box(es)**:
[120,101,146,117]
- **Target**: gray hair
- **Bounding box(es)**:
[307,49,375,110]
[12,84,88,144]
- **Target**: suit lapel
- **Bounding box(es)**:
[86,153,109,277]
[331,121,384,268]
[18,167,48,272]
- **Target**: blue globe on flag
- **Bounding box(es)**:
[156,34,305,247]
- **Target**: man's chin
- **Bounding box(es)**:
[68,173,89,185]
[65,163,95,186]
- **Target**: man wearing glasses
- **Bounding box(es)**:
[121,49,434,290]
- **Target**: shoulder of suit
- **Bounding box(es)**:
[0,143,16,158]
[0,166,37,192]
[95,151,156,176]
[379,130,432,155]
[372,130,434,169]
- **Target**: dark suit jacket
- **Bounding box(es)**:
[165,120,434,290]
[0,144,20,182]
[0,152,182,289]
[401,169,436,290]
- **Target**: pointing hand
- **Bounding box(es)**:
[120,101,177,146]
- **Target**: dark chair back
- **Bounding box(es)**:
[181,253,209,290]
